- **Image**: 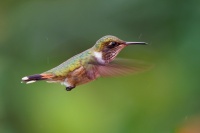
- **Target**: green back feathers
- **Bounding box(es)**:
[46,49,92,76]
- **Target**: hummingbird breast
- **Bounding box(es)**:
[64,65,99,87]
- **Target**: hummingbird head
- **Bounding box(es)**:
[92,35,147,64]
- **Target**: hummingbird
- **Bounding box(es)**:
[21,35,148,91]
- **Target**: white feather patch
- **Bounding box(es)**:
[94,51,105,64]
[61,78,72,87]
[22,76,28,80]
[26,80,36,84]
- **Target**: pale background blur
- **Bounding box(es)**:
[0,0,200,133]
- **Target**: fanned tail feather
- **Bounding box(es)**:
[21,73,54,84]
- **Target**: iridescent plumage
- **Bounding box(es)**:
[22,35,148,91]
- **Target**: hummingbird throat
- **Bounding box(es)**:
[103,50,118,63]
[94,48,121,64]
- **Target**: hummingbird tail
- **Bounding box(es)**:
[21,73,54,84]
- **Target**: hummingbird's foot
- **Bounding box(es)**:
[66,86,75,91]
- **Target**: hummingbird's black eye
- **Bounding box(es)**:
[108,42,119,48]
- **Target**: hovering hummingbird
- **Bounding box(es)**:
[21,35,148,91]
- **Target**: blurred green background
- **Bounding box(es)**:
[0,0,200,133]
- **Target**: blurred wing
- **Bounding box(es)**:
[95,58,153,77]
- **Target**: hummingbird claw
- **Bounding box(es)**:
[66,86,75,91]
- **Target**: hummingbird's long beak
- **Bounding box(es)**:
[125,42,148,45]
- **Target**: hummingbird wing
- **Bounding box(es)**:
[93,58,152,77]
